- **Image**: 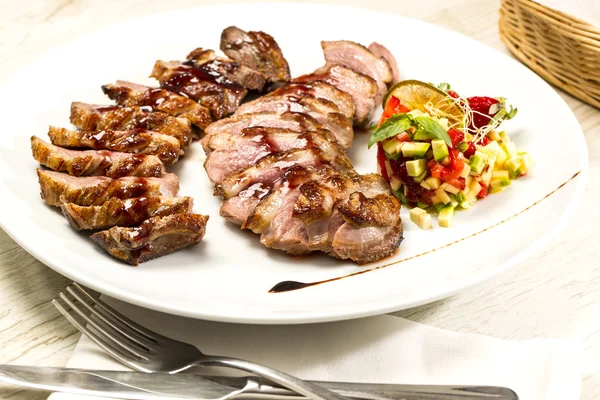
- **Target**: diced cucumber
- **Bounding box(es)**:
[435,188,452,204]
[465,180,482,202]
[457,141,469,153]
[412,128,436,141]
[430,194,441,205]
[433,203,445,213]
[499,130,510,143]
[478,141,502,158]
[505,157,522,179]
[455,192,464,203]
[382,137,402,155]
[487,130,501,141]
[459,199,476,209]
[417,202,429,209]
[490,175,511,192]
[392,190,409,205]
[390,177,402,191]
[440,182,460,194]
[406,158,427,177]
[420,180,431,190]
[469,151,489,174]
[492,170,510,181]
[409,207,432,230]
[449,194,459,208]
[437,118,450,130]
[465,132,474,141]
[501,142,518,158]
[519,152,533,173]
[432,139,450,162]
[494,147,509,170]
[425,176,441,189]
[413,169,428,183]
[459,163,471,178]
[438,206,455,227]
[481,169,493,186]
[401,142,431,158]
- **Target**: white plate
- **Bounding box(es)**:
[0,3,588,324]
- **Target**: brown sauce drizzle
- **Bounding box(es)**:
[163,61,245,94]
[269,171,582,293]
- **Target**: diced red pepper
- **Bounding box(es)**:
[396,131,410,142]
[477,185,488,199]
[426,149,466,190]
[462,142,476,158]
[480,136,491,146]
[379,95,411,124]
[448,90,459,99]
[447,128,465,148]
[376,144,390,182]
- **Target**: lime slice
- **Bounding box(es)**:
[384,80,464,127]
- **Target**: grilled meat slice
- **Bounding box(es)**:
[186,48,267,91]
[234,96,353,149]
[70,102,192,148]
[368,42,399,83]
[61,196,193,230]
[101,81,213,132]
[90,213,208,265]
[151,61,247,120]
[204,127,337,183]
[220,26,290,84]
[217,148,353,225]
[292,173,403,263]
[267,82,355,120]
[322,40,393,99]
[202,111,322,145]
[215,147,354,200]
[31,136,164,178]
[37,169,179,207]
[294,65,378,126]
[47,127,182,166]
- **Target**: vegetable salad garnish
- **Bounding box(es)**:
[370,80,531,229]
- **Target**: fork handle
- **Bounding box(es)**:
[194,356,349,400]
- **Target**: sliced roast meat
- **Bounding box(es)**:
[70,102,192,148]
[204,127,337,183]
[31,136,164,178]
[333,192,403,264]
[294,65,378,126]
[321,40,393,99]
[219,184,269,225]
[203,111,322,145]
[90,213,209,265]
[37,169,179,207]
[234,96,353,149]
[215,147,354,200]
[61,196,193,230]
[101,81,213,132]
[47,127,182,166]
[368,42,399,83]
[186,48,267,91]
[220,26,291,84]
[151,61,247,120]
[267,82,355,120]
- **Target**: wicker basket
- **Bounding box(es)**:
[499,0,600,108]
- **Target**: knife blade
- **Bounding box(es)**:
[0,365,518,400]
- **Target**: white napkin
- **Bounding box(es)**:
[533,0,600,28]
[48,296,583,400]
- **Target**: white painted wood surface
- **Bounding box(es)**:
[0,0,598,399]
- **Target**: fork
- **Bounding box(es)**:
[53,283,348,400]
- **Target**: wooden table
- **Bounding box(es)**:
[1,0,599,398]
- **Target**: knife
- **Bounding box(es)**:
[0,365,517,400]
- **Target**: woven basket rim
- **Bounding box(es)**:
[511,0,600,38]
[499,1,600,109]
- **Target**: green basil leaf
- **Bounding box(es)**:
[413,116,452,147]
[367,114,412,148]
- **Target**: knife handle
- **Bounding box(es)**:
[244,378,519,400]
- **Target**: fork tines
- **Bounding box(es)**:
[52,283,157,371]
